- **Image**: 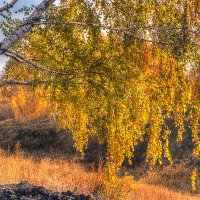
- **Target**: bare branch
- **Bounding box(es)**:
[33,20,131,31]
[5,52,25,63]
[0,0,55,55]
[0,79,48,87]
[33,20,197,33]
[0,0,18,13]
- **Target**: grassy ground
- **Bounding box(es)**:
[0,118,199,199]
[0,147,199,200]
[126,163,200,193]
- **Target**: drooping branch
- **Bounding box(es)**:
[5,51,25,63]
[5,51,105,77]
[0,0,55,55]
[5,51,79,76]
[29,21,169,45]
[0,0,18,13]
[30,20,199,45]
[0,79,48,87]
[32,20,198,34]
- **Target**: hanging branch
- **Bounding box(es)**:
[29,20,199,45]
[5,51,105,77]
[5,51,79,76]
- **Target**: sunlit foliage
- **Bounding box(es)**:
[2,0,200,188]
[2,60,50,120]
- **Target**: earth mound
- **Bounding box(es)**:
[0,181,93,200]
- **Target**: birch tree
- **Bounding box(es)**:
[0,0,200,189]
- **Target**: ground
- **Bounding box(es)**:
[0,118,199,199]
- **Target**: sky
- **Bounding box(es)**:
[0,0,60,73]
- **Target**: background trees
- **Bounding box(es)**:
[0,0,199,188]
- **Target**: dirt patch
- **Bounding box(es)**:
[0,181,93,200]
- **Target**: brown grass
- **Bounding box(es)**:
[0,147,199,200]
[132,183,200,200]
[126,163,200,194]
[140,165,200,193]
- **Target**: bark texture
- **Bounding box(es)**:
[0,0,18,13]
[0,0,55,55]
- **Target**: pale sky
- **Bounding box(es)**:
[0,0,60,73]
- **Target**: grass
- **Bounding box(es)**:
[141,165,199,192]
[126,163,200,194]
[0,146,199,200]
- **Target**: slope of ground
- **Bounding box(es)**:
[0,149,199,200]
[0,118,199,199]
[0,118,195,165]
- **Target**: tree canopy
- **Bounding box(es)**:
[0,0,200,189]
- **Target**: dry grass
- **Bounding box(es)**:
[0,147,199,200]
[127,163,200,194]
[140,165,200,193]
[0,146,134,199]
[0,148,99,194]
[132,183,200,200]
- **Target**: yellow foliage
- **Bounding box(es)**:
[10,87,50,121]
